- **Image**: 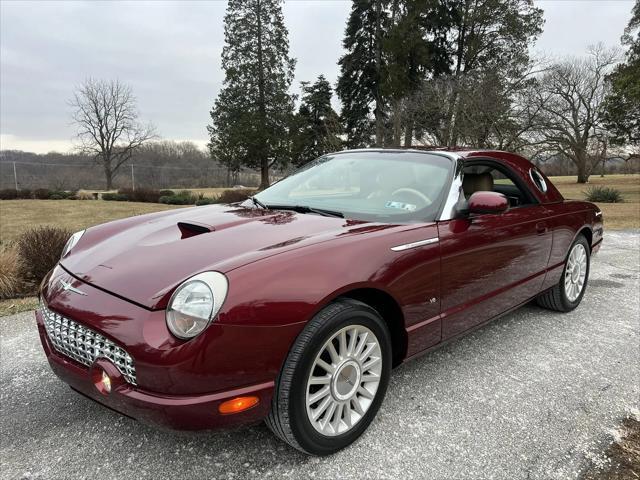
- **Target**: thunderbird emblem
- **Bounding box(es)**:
[59,279,87,296]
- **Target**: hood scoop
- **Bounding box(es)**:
[178,221,215,239]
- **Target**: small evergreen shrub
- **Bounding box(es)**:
[159,189,175,197]
[102,193,129,201]
[584,186,624,203]
[195,197,216,206]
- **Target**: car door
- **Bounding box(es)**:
[437,164,553,339]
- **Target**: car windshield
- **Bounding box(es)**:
[253,151,453,223]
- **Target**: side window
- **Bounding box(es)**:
[462,164,534,208]
[529,168,548,193]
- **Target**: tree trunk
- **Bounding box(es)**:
[404,117,413,148]
[374,0,383,147]
[256,0,270,190]
[576,153,589,183]
[391,100,402,147]
[104,159,113,190]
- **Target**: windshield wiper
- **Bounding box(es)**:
[265,204,344,218]
[249,196,267,209]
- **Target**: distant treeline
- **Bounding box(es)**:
[0,141,266,190]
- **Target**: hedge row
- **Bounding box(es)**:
[0,188,78,200]
[1,187,257,205]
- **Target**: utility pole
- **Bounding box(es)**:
[13,162,18,191]
[131,164,135,191]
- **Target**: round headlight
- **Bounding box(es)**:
[61,230,85,258]
[166,271,228,339]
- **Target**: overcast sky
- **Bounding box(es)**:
[0,0,635,154]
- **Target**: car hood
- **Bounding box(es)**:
[60,204,378,309]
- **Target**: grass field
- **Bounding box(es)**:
[549,174,640,230]
[0,200,184,245]
[0,174,638,245]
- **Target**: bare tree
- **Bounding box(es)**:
[525,45,620,183]
[69,78,156,189]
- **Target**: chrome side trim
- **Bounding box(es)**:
[391,237,439,251]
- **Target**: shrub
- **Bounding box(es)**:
[159,193,197,205]
[16,189,32,199]
[102,193,129,201]
[216,189,256,204]
[585,186,624,203]
[16,226,72,288]
[0,247,23,299]
[118,188,162,203]
[0,189,18,200]
[195,197,216,206]
[33,188,51,200]
[159,189,175,197]
[52,190,76,199]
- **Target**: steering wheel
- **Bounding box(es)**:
[391,188,432,206]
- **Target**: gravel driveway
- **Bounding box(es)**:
[1,231,638,480]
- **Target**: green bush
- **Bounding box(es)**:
[102,193,129,201]
[159,194,197,205]
[195,197,216,206]
[17,226,72,288]
[159,189,174,197]
[215,189,256,204]
[51,190,76,199]
[585,186,624,203]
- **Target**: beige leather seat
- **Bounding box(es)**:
[462,173,494,198]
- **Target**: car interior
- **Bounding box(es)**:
[462,163,535,208]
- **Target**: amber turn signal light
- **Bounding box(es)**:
[218,396,259,415]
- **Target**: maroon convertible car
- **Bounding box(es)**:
[37,149,603,455]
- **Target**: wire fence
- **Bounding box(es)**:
[0,161,264,191]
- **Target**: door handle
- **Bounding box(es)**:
[536,222,547,235]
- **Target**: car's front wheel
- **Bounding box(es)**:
[537,234,591,312]
[266,299,391,455]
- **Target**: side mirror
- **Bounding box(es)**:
[467,191,509,215]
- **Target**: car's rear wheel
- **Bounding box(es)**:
[266,299,391,455]
[537,234,590,312]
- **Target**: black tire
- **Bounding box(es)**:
[536,234,590,312]
[265,298,392,455]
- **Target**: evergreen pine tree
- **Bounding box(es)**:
[291,75,342,165]
[207,0,296,189]
[337,0,390,148]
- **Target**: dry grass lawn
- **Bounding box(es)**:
[0,200,184,245]
[550,174,640,230]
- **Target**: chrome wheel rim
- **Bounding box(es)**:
[564,243,587,302]
[305,325,382,437]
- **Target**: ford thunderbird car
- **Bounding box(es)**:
[37,149,603,455]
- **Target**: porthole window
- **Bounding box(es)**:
[529,168,547,193]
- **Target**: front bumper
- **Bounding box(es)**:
[35,265,305,431]
[37,309,274,430]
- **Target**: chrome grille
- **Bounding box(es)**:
[41,304,137,385]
